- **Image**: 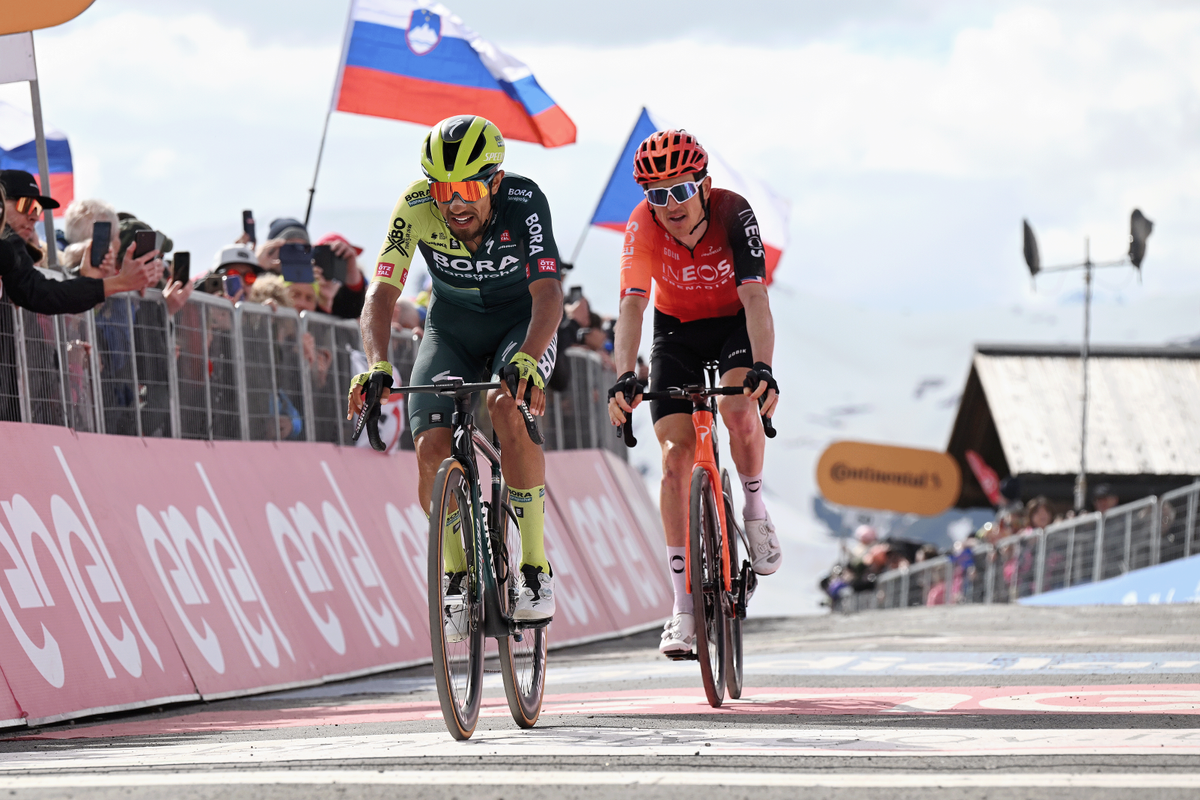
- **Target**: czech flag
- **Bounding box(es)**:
[0,100,73,206]
[589,108,790,283]
[334,0,575,148]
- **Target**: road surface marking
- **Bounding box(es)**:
[0,770,1198,789]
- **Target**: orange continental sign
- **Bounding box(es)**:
[0,1,95,36]
[816,440,961,516]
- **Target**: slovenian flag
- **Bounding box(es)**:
[334,0,575,148]
[589,108,789,283]
[0,100,73,207]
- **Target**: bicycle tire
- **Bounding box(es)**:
[495,492,548,728]
[690,466,726,707]
[722,470,744,700]
[428,457,484,740]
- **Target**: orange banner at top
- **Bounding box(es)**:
[816,440,962,516]
[0,1,94,36]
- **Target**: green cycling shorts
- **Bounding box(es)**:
[408,295,558,439]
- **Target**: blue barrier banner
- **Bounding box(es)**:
[1021,554,1200,606]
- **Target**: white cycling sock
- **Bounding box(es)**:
[667,546,692,615]
[740,470,767,519]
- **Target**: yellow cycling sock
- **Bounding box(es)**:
[510,485,550,572]
[440,508,468,573]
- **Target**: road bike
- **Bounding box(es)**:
[356,376,547,739]
[617,362,775,707]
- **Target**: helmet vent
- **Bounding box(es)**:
[442,139,462,173]
[467,133,485,165]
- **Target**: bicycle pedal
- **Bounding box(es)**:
[665,651,698,662]
[513,617,551,631]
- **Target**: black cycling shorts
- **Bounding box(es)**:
[648,308,753,422]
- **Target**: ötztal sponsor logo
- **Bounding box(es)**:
[375,262,395,279]
[0,448,167,688]
[538,258,556,273]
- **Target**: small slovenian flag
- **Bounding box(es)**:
[0,100,74,206]
[334,0,575,148]
[589,108,790,283]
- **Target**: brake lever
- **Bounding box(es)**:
[352,375,387,451]
[759,395,777,439]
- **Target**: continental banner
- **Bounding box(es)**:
[0,422,670,728]
[816,440,962,515]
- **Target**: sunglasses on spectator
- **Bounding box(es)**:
[644,180,701,207]
[14,197,42,217]
[429,179,491,204]
[222,266,257,285]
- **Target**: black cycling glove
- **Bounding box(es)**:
[743,361,779,397]
[607,371,643,405]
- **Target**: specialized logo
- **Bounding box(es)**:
[406,9,442,56]
[375,262,395,279]
[431,371,461,383]
[500,230,511,242]
[484,152,502,162]
[538,258,556,273]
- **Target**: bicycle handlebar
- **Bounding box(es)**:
[375,378,544,446]
[616,385,776,447]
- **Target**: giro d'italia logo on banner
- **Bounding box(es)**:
[406,8,441,55]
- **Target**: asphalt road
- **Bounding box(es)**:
[1,603,1199,799]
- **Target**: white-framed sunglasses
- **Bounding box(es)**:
[644,180,700,207]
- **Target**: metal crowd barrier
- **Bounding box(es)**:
[543,348,623,457]
[842,482,1200,611]
[0,293,619,456]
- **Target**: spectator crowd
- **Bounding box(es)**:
[0,169,643,443]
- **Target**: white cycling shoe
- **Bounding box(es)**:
[513,564,555,621]
[442,573,469,644]
[745,514,782,575]
[659,612,695,656]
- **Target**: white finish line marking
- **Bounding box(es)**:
[0,770,1199,789]
[4,727,1200,771]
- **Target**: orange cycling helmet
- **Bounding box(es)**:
[632,129,709,185]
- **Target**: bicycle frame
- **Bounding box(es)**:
[445,390,525,639]
[687,365,733,594]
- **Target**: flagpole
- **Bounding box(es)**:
[305,0,357,228]
[568,107,648,267]
[27,34,57,269]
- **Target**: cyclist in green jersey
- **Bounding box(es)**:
[348,115,563,623]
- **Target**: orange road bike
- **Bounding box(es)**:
[355,376,547,739]
[617,361,775,707]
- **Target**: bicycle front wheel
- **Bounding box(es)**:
[495,493,548,728]
[429,457,484,740]
[722,470,744,700]
[690,466,726,707]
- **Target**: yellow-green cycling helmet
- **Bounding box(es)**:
[420,115,505,183]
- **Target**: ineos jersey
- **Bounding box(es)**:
[371,173,562,312]
[619,188,766,323]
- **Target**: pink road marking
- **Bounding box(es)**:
[10,684,1200,741]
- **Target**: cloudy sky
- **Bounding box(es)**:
[5,0,1198,613]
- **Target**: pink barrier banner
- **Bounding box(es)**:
[0,670,24,729]
[0,421,668,726]
[544,451,673,634]
[0,425,199,725]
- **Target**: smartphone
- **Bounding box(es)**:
[242,210,256,245]
[566,285,584,304]
[90,221,111,268]
[132,229,163,260]
[171,251,190,285]
[222,272,243,298]
[312,244,347,283]
[278,242,314,284]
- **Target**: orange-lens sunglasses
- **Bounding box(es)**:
[429,180,490,204]
[14,197,42,217]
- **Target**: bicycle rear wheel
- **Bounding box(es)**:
[722,470,744,700]
[429,457,484,740]
[690,466,726,707]
[495,492,548,728]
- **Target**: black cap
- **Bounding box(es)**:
[0,170,59,209]
[268,217,307,241]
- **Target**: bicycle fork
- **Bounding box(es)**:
[686,406,733,594]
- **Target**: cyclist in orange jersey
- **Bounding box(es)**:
[607,129,781,657]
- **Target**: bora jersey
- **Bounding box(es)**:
[619,187,767,323]
[371,173,562,313]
